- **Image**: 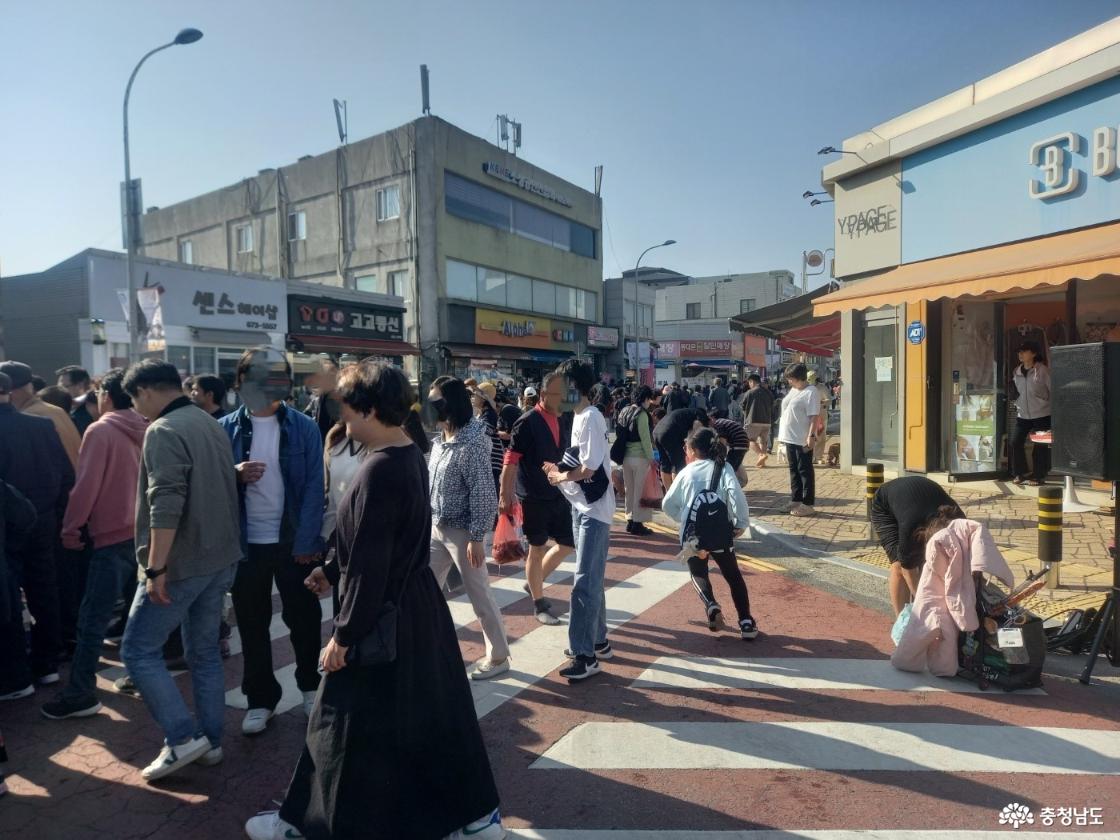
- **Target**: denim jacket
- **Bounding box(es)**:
[219,404,325,558]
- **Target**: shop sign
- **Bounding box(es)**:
[833,160,903,278]
[552,328,575,343]
[907,320,926,345]
[474,307,551,349]
[288,295,404,342]
[1028,128,1118,200]
[743,334,767,367]
[89,252,288,333]
[679,339,738,358]
[586,325,619,348]
[659,340,680,358]
[481,162,572,207]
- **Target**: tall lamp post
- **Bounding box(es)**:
[632,239,675,378]
[123,28,203,362]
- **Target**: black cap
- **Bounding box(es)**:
[0,372,11,394]
[0,361,32,390]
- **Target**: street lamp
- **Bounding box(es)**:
[817,146,860,156]
[632,239,675,376]
[802,190,828,199]
[809,198,834,206]
[123,28,203,361]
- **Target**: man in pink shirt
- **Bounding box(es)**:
[41,368,148,720]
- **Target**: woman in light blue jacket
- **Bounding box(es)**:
[663,427,758,640]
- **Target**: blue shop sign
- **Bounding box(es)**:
[907,320,926,345]
[901,74,1120,263]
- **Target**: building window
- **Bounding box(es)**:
[287,211,307,241]
[740,299,755,314]
[446,260,478,301]
[355,275,378,293]
[686,302,701,319]
[532,278,556,315]
[477,267,507,306]
[506,274,533,311]
[166,345,191,376]
[179,239,193,265]
[192,346,215,373]
[376,185,401,222]
[236,224,253,253]
[387,270,408,298]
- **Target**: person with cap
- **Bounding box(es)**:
[471,383,505,493]
[219,347,326,736]
[1009,340,1051,486]
[1,362,80,471]
[806,371,831,466]
[520,385,539,410]
[0,370,75,700]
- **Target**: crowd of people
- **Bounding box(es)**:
[0,349,838,838]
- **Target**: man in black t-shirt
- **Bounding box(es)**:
[652,407,709,487]
[499,371,574,626]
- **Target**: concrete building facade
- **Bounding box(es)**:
[141,116,603,386]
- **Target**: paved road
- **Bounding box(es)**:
[1,516,1118,838]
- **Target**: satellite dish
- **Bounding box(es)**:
[806,250,825,268]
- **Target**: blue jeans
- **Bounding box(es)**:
[121,563,236,748]
[62,540,136,705]
[567,509,610,658]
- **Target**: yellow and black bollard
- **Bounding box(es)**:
[1038,485,1062,588]
[866,462,885,540]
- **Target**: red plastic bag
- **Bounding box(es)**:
[640,465,663,510]
[493,504,528,565]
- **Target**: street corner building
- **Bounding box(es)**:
[811,18,1120,483]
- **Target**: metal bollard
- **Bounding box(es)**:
[866,462,885,540]
[1038,485,1062,588]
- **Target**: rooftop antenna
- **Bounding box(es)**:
[511,120,522,156]
[332,99,347,145]
[420,64,431,115]
[497,114,509,149]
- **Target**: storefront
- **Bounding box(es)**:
[815,32,1120,477]
[655,339,746,387]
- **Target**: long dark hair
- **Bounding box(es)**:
[403,407,430,454]
[686,427,727,473]
[914,504,967,547]
[431,375,474,431]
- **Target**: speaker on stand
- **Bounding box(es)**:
[1048,342,1120,684]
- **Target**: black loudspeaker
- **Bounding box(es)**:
[1050,342,1120,481]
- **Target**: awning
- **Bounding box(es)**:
[814,220,1120,317]
[729,285,841,357]
[288,334,418,355]
[441,344,577,364]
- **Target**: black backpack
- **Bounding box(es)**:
[684,460,736,552]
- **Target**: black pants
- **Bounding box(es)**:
[727,449,746,472]
[786,444,815,505]
[0,514,61,687]
[687,549,752,623]
[1010,416,1051,481]
[232,543,323,710]
[57,541,91,646]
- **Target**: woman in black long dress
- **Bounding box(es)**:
[246,361,504,840]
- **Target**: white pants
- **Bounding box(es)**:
[622,456,652,523]
[429,523,510,661]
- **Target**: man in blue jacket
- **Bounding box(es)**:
[220,347,325,736]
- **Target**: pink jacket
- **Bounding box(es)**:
[891,519,1014,677]
[61,409,147,550]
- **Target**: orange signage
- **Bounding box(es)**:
[474,308,552,349]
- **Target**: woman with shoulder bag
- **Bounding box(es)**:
[620,385,656,536]
[246,362,505,840]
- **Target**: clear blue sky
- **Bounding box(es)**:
[2,1,1117,284]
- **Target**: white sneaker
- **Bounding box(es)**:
[245,810,304,840]
[196,746,224,767]
[791,504,815,517]
[36,672,60,686]
[445,807,506,839]
[302,691,316,717]
[0,685,34,701]
[241,707,274,736]
[140,735,210,781]
[470,658,511,681]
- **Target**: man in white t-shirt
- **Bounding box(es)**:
[777,363,820,517]
[545,360,614,682]
[219,348,325,737]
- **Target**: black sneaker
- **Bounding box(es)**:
[740,618,759,640]
[559,655,601,681]
[563,641,613,660]
[630,522,654,537]
[41,697,102,720]
[113,676,139,695]
[707,604,724,632]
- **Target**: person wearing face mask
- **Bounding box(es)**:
[427,377,509,680]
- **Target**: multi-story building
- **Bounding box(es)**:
[602,275,655,382]
[654,270,798,383]
[141,115,604,385]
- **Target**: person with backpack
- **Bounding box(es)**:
[614,385,657,536]
[663,427,758,640]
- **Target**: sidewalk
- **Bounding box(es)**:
[741,461,1115,619]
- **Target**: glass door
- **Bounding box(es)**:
[863,312,900,466]
[947,302,1004,480]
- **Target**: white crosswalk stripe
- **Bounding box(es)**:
[532,721,1120,773]
[630,656,1046,695]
